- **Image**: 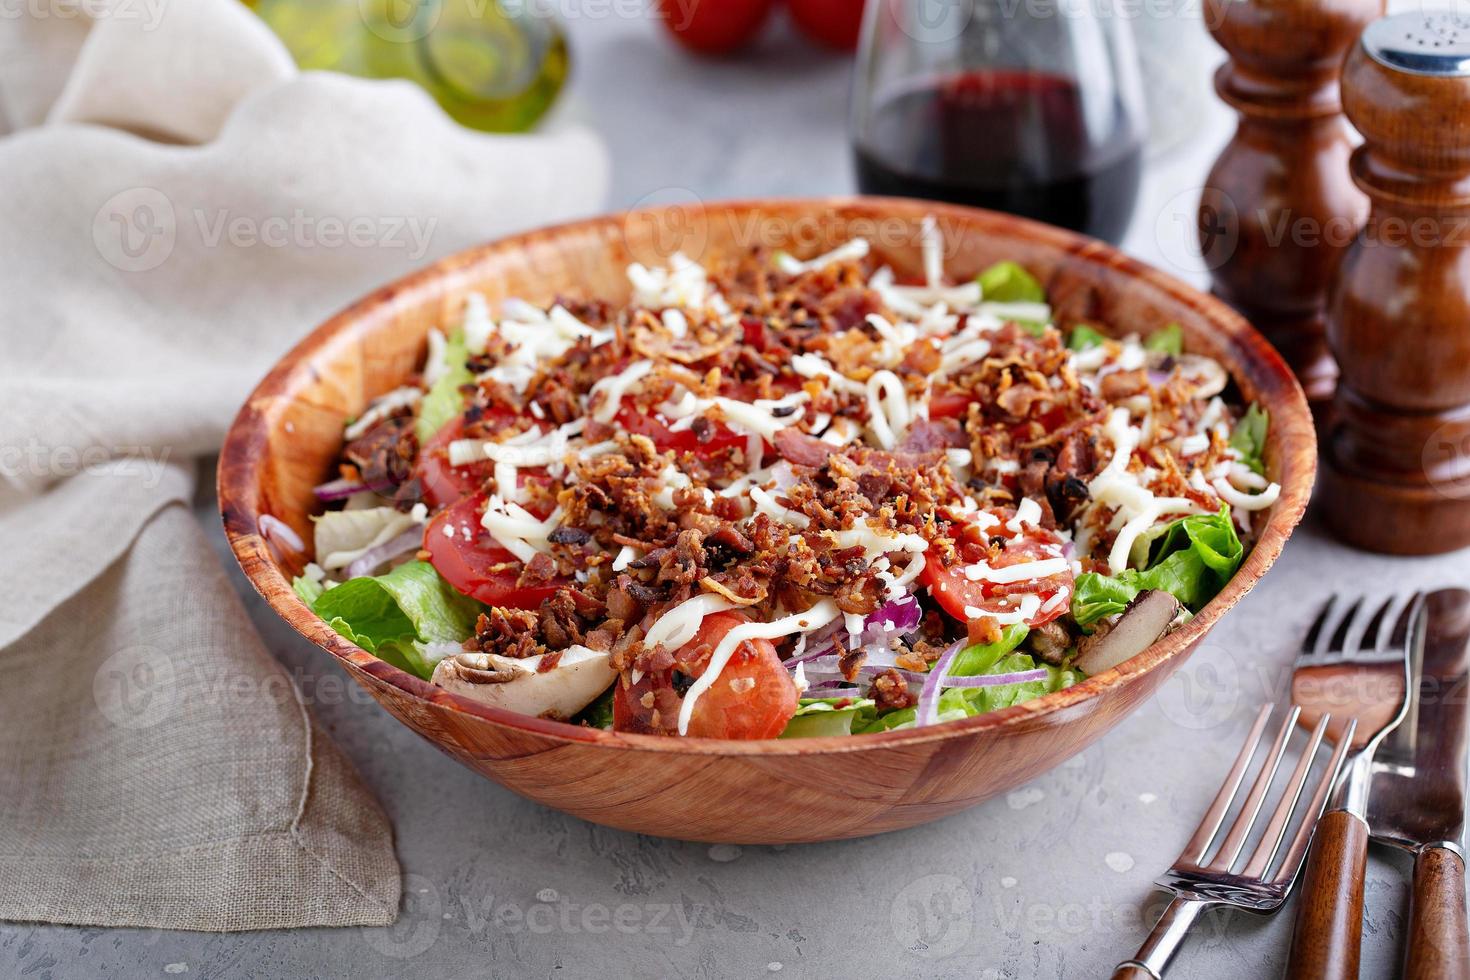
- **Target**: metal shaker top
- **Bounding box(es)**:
[1363,12,1470,78]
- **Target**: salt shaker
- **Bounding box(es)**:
[1321,12,1470,553]
[1199,0,1383,407]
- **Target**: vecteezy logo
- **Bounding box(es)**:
[893,0,972,44]
[1422,421,1470,501]
[93,187,176,273]
[890,874,974,959]
[1155,644,1242,732]
[362,873,442,959]
[622,186,709,267]
[1153,185,1239,277]
[360,0,440,44]
[93,644,177,730]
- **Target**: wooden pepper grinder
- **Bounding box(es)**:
[1322,12,1470,554]
[1199,0,1383,406]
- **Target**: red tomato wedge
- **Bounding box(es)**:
[927,392,974,419]
[614,403,751,458]
[921,511,1074,628]
[614,611,797,739]
[424,494,566,609]
[418,412,557,509]
[417,416,492,509]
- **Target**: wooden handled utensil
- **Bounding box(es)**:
[1367,588,1470,980]
[1285,593,1426,980]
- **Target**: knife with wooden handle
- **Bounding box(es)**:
[1368,588,1470,980]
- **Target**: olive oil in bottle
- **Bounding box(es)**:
[248,0,568,133]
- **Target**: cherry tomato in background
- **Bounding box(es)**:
[658,0,775,55]
[787,0,866,51]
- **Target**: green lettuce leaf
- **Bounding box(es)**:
[311,560,482,678]
[1071,505,1244,628]
[1144,323,1184,356]
[851,629,1079,733]
[780,697,879,739]
[292,574,326,606]
[572,684,616,730]
[856,656,1077,732]
[949,623,1030,676]
[1068,324,1107,351]
[414,330,472,443]
[978,261,1046,303]
[1229,402,1269,476]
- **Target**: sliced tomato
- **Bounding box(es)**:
[424,494,566,609]
[614,402,750,458]
[418,412,558,509]
[613,610,797,739]
[928,391,975,419]
[417,414,504,509]
[921,511,1074,628]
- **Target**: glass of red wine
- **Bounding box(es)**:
[851,0,1147,244]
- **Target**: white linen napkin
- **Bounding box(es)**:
[0,0,608,930]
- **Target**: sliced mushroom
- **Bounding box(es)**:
[431,645,615,720]
[1074,590,1183,676]
[1172,354,1229,399]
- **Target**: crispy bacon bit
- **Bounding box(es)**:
[869,669,917,711]
[463,609,545,660]
[837,636,866,682]
[344,415,417,493]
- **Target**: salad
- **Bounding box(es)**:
[286,218,1279,739]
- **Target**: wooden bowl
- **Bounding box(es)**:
[219,198,1315,844]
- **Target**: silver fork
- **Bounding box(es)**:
[1109,703,1355,979]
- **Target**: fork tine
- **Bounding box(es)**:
[1208,705,1302,872]
[1240,712,1331,879]
[1271,718,1359,886]
[1300,597,1337,655]
[1325,597,1363,656]
[1357,597,1394,653]
[1179,703,1274,865]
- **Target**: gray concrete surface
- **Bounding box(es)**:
[5,5,1468,978]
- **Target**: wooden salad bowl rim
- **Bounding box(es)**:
[219,196,1316,759]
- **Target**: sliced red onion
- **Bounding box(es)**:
[943,668,1048,688]
[344,527,423,578]
[798,650,902,673]
[806,682,863,698]
[312,477,368,502]
[801,662,928,689]
[258,514,304,553]
[916,639,964,727]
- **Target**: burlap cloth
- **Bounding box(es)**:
[0,0,608,930]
